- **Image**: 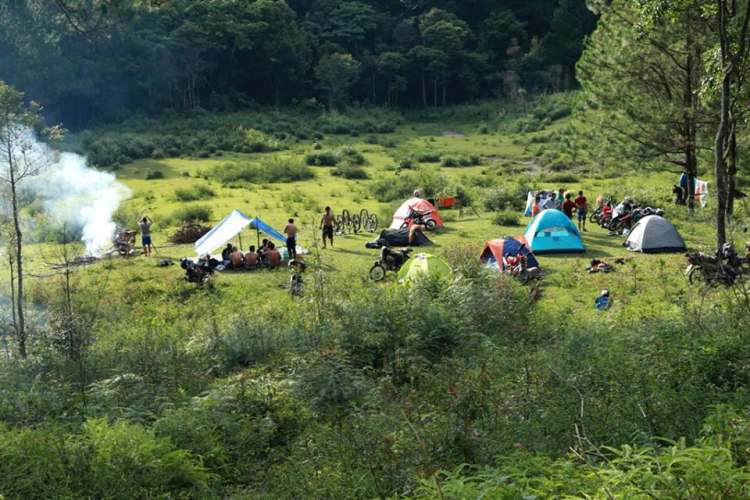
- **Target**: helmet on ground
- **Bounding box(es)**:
[601,289,609,297]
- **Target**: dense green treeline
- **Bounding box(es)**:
[0,0,595,129]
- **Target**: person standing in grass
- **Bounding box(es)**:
[542,192,560,210]
[138,215,154,256]
[320,206,335,249]
[531,195,542,218]
[575,190,588,232]
[283,218,298,259]
[562,193,576,219]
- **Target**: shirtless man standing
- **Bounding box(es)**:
[320,206,335,249]
[283,218,298,259]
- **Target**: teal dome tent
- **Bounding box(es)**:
[523,209,585,254]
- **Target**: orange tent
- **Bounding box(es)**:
[480,236,539,270]
[389,197,445,229]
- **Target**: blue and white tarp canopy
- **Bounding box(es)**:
[194,209,285,255]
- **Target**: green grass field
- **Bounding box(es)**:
[21,111,728,325]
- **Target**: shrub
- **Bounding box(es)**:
[416,150,442,162]
[546,172,580,183]
[145,170,165,180]
[305,147,366,167]
[492,207,521,226]
[173,185,216,202]
[482,185,528,212]
[332,161,369,180]
[170,205,212,224]
[212,157,314,184]
[440,156,459,167]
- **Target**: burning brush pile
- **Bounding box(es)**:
[170,222,212,244]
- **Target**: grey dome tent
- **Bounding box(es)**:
[624,215,686,253]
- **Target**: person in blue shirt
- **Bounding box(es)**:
[595,290,612,310]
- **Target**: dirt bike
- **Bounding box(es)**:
[369,246,412,281]
[400,208,437,230]
[685,252,742,285]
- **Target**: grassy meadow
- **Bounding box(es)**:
[6,100,750,499]
[30,102,722,320]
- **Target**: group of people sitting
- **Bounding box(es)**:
[218,239,283,270]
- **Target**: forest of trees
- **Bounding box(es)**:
[0,0,596,129]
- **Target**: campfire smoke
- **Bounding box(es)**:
[12,130,131,255]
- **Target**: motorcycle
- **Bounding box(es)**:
[400,208,437,230]
[369,246,412,281]
[589,197,612,224]
[180,258,214,285]
[685,246,743,285]
[503,255,542,285]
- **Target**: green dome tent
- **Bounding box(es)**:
[397,253,451,282]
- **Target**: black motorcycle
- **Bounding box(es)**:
[400,208,437,230]
[180,258,214,285]
[369,246,412,281]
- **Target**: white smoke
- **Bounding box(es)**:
[6,130,131,254]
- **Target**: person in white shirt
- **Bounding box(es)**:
[542,193,560,210]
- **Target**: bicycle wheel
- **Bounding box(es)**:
[369,214,378,231]
[351,214,361,232]
[425,219,437,231]
[589,212,599,224]
[359,209,369,223]
[369,263,386,281]
[400,221,410,230]
[342,209,351,225]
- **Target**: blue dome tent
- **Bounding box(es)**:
[523,209,585,254]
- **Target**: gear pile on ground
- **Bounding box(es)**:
[170,222,212,244]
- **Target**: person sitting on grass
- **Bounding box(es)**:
[265,242,281,269]
[221,243,233,264]
[229,246,245,269]
[245,245,259,268]
[595,290,612,310]
[408,224,425,245]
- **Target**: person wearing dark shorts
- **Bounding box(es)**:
[138,215,154,256]
[320,206,335,249]
[283,218,298,260]
[574,190,588,232]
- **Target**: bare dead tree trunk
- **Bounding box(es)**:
[7,147,26,358]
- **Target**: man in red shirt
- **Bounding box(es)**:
[574,190,588,232]
[562,193,576,219]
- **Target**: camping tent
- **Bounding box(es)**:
[480,236,539,270]
[624,215,686,253]
[397,253,451,282]
[194,209,287,255]
[390,197,445,229]
[375,228,433,247]
[523,209,585,254]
